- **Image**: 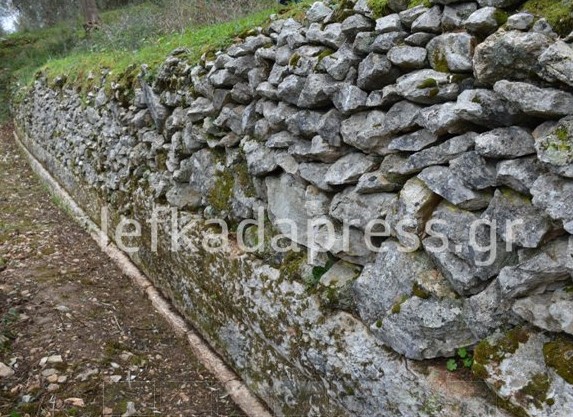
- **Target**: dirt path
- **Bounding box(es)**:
[0,122,247,417]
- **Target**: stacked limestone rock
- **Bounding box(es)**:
[16,0,573,415]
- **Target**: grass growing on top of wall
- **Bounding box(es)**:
[521,0,573,37]
[0,0,280,121]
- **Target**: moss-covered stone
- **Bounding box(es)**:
[408,0,431,9]
[412,282,431,299]
[417,78,438,89]
[368,0,389,19]
[520,373,551,409]
[522,0,573,37]
[208,169,234,213]
[472,327,531,376]
[543,339,573,385]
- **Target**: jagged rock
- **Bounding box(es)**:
[341,14,375,38]
[306,1,333,23]
[370,31,409,53]
[483,189,554,249]
[477,0,523,6]
[0,362,14,378]
[332,84,368,114]
[355,170,403,193]
[453,88,523,127]
[498,237,573,298]
[298,162,335,192]
[450,151,497,190]
[229,34,272,56]
[304,184,331,217]
[166,184,202,209]
[395,69,463,105]
[387,46,427,69]
[411,6,442,34]
[341,110,392,154]
[277,75,306,106]
[324,152,376,185]
[532,17,557,37]
[306,22,347,49]
[513,289,573,335]
[473,31,552,85]
[441,3,478,31]
[399,5,427,27]
[357,53,400,91]
[352,32,377,55]
[506,12,535,31]
[494,80,573,119]
[426,33,476,73]
[535,116,573,178]
[209,69,240,88]
[297,74,335,109]
[395,132,476,175]
[243,140,278,176]
[140,79,169,132]
[475,126,536,158]
[407,33,438,49]
[375,13,403,33]
[418,166,492,210]
[316,260,361,311]
[424,202,515,295]
[329,188,396,231]
[286,110,323,138]
[365,85,402,108]
[386,177,440,248]
[187,97,215,122]
[538,41,573,88]
[474,330,573,417]
[316,109,343,146]
[497,156,546,195]
[416,102,468,135]
[383,100,422,136]
[230,82,253,104]
[388,129,439,152]
[290,135,350,163]
[225,55,256,78]
[320,44,361,81]
[531,174,573,232]
[275,152,299,175]
[463,7,503,36]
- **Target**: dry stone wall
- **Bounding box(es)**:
[14,0,573,415]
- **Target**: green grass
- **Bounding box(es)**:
[521,0,573,36]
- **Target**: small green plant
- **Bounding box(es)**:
[447,347,474,372]
[367,0,389,18]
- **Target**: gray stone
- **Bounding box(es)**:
[474,330,573,417]
[496,157,546,195]
[304,185,331,217]
[416,102,468,135]
[399,5,428,27]
[441,3,478,31]
[375,13,403,33]
[255,82,278,100]
[266,131,299,149]
[494,80,573,119]
[277,75,306,106]
[341,110,392,154]
[140,79,169,133]
[532,17,557,37]
[426,33,476,73]
[330,188,396,231]
[418,166,492,210]
[395,69,463,105]
[538,41,573,88]
[209,69,240,88]
[332,84,368,114]
[275,152,299,175]
[306,22,347,49]
[298,162,335,192]
[325,152,376,185]
[475,126,536,159]
[450,151,497,190]
[463,7,502,36]
[387,0,409,12]
[535,117,573,178]
[498,237,573,298]
[513,289,573,335]
[243,140,278,176]
[306,2,333,23]
[506,12,535,31]
[357,53,400,91]
[387,46,427,70]
[352,32,377,55]
[365,85,402,108]
[387,177,440,248]
[404,32,436,47]
[476,0,523,6]
[166,184,202,209]
[473,31,553,85]
[230,82,253,104]
[341,13,375,38]
[317,109,343,146]
[532,174,573,230]
[187,97,216,122]
[370,31,409,53]
[316,260,362,311]
[286,110,323,138]
[383,100,422,136]
[388,129,439,152]
[0,362,14,378]
[290,135,350,163]
[411,6,442,34]
[483,189,554,249]
[355,169,404,194]
[268,64,288,86]
[297,74,335,109]
[320,44,361,81]
[396,132,476,175]
[453,89,524,128]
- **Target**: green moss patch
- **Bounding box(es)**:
[521,0,573,37]
[543,339,573,384]
[368,0,390,19]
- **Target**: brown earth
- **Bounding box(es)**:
[0,122,247,417]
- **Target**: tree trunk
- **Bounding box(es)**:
[80,0,100,33]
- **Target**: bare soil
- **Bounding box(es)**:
[0,122,247,417]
